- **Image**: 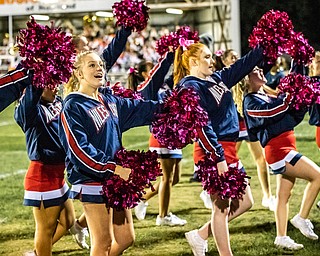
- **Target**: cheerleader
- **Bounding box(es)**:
[59,50,161,255]
[173,41,264,256]
[67,25,133,249]
[243,67,320,250]
[128,52,186,225]
[14,81,76,256]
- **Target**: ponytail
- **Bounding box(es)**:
[173,42,205,86]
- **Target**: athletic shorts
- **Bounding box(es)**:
[24,161,69,208]
[149,134,182,159]
[193,141,244,171]
[265,130,302,175]
[69,183,105,203]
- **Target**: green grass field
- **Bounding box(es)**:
[0,104,319,256]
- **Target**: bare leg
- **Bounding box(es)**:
[33,203,61,256]
[198,185,254,240]
[83,203,113,255]
[143,159,180,201]
[52,199,75,244]
[158,158,181,217]
[285,157,320,218]
[77,212,87,228]
[275,174,295,236]
[247,141,272,199]
[110,209,135,255]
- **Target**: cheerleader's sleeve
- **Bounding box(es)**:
[137,51,174,100]
[59,107,115,181]
[14,83,42,132]
[101,26,132,73]
[0,66,31,113]
[196,121,225,163]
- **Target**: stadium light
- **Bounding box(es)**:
[95,11,113,18]
[166,8,183,15]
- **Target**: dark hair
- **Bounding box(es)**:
[199,33,213,49]
[127,60,153,91]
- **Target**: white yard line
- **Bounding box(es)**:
[0,169,26,179]
[0,120,15,127]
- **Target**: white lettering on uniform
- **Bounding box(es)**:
[42,101,62,123]
[89,105,110,132]
[208,82,229,106]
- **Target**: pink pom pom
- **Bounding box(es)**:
[112,0,149,32]
[196,157,249,200]
[278,73,320,110]
[16,17,75,89]
[248,10,294,64]
[286,32,314,65]
[101,148,162,210]
[151,87,208,149]
[111,82,143,99]
[156,26,199,56]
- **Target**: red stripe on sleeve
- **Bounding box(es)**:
[61,112,115,172]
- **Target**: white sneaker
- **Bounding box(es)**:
[290,214,318,240]
[134,200,148,220]
[23,251,36,256]
[200,190,212,209]
[261,195,276,211]
[317,200,320,209]
[185,229,208,256]
[156,212,187,226]
[69,220,90,249]
[274,236,304,250]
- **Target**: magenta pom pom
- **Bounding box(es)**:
[278,73,320,110]
[111,82,143,99]
[101,148,162,210]
[151,87,208,149]
[16,17,75,89]
[112,0,149,32]
[248,10,294,64]
[286,32,314,65]
[196,157,249,200]
[156,26,199,56]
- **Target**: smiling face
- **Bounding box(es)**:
[77,52,105,91]
[191,45,214,79]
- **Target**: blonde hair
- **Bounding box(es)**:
[63,50,94,97]
[309,51,320,77]
[173,42,205,85]
[232,80,247,117]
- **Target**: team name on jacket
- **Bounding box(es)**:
[207,81,229,106]
[42,101,62,123]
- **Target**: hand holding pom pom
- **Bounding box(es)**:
[112,0,149,32]
[16,17,75,89]
[151,87,208,149]
[196,156,249,200]
[101,148,162,210]
[278,73,320,110]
